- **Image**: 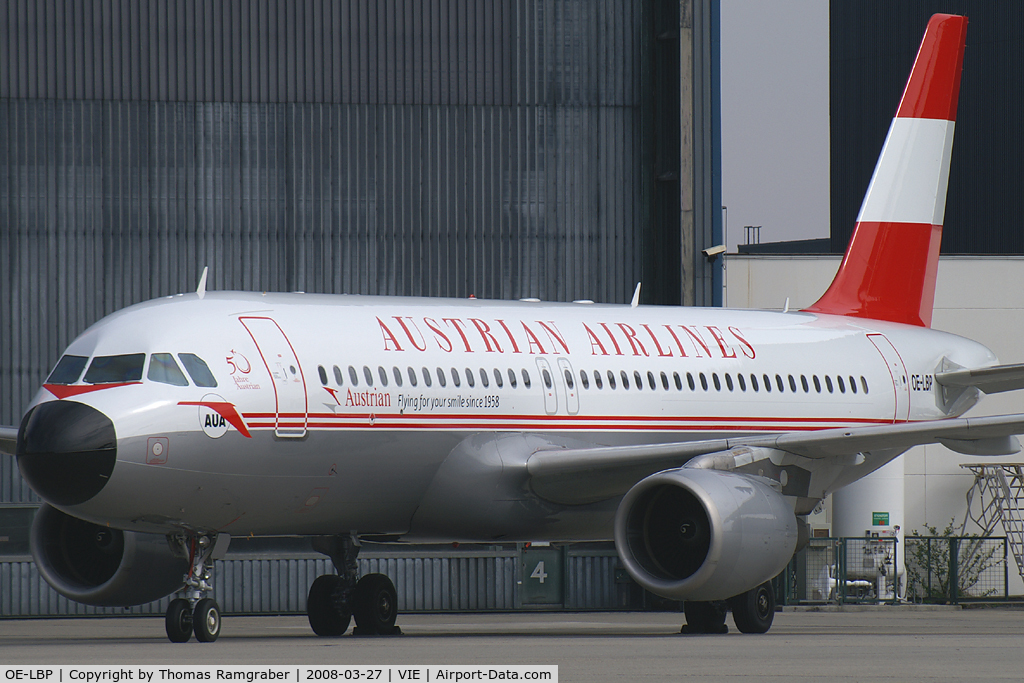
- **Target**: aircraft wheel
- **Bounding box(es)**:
[729,581,775,634]
[307,574,351,636]
[193,598,221,642]
[165,598,193,643]
[682,600,728,634]
[353,573,398,635]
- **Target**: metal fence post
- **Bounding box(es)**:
[948,537,959,605]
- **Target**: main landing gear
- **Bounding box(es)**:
[165,532,224,643]
[307,535,400,637]
[681,581,776,635]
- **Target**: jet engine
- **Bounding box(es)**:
[30,504,187,607]
[614,467,797,601]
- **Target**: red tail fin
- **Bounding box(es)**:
[804,14,967,327]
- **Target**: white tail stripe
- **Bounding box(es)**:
[856,117,955,225]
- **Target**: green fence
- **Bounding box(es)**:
[782,536,1009,605]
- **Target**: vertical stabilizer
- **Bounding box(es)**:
[805,14,967,327]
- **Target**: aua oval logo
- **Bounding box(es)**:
[198,393,229,438]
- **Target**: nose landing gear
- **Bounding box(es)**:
[307,535,400,637]
[165,532,225,643]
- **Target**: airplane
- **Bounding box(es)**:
[2,13,1021,643]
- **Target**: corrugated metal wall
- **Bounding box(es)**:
[1,549,623,617]
[0,0,684,440]
[830,1,1024,254]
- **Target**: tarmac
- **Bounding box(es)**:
[2,607,1023,681]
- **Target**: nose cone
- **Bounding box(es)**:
[17,401,117,506]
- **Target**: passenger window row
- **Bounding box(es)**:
[319,364,533,390]
[574,369,868,395]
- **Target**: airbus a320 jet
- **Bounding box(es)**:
[3,13,1022,643]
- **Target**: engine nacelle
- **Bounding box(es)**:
[614,467,797,601]
[31,504,187,606]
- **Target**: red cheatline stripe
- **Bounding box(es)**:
[244,411,885,425]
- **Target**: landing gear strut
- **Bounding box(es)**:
[165,532,224,643]
[307,535,400,636]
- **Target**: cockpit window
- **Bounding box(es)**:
[84,354,146,383]
[148,353,189,386]
[178,353,218,387]
[46,355,88,385]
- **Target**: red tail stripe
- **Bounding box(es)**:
[896,14,967,121]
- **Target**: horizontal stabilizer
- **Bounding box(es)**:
[935,363,1024,395]
[527,413,1024,505]
[0,426,17,456]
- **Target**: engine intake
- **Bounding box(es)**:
[31,504,187,607]
[614,467,797,601]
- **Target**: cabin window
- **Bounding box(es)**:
[712,373,721,391]
[522,369,532,388]
[687,372,696,391]
[436,367,447,387]
[838,375,846,393]
[451,368,461,387]
[494,368,504,388]
[607,371,617,389]
[564,369,575,389]
[349,366,359,386]
[648,371,657,390]
[464,368,475,387]
[47,355,88,385]
[317,365,328,385]
[378,366,389,386]
[594,370,603,389]
[661,372,670,390]
[633,370,642,390]
[542,368,552,389]
[813,375,821,393]
[179,354,217,387]
[801,375,809,392]
[849,376,857,394]
[479,368,489,387]
[673,372,683,390]
[825,375,834,393]
[788,375,797,392]
[422,367,433,387]
[725,373,734,391]
[363,366,374,386]
[775,374,784,392]
[699,373,708,391]
[620,371,630,389]
[738,373,747,391]
[508,368,518,388]
[579,370,589,389]
[408,367,418,386]
[84,353,146,384]
[763,374,772,393]
[392,366,403,387]
[334,365,344,386]
[149,353,189,387]
[861,376,869,393]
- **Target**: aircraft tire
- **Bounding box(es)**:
[193,598,221,642]
[353,573,398,635]
[165,598,193,643]
[307,574,351,636]
[682,601,728,634]
[729,582,775,634]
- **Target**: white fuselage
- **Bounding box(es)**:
[30,292,996,540]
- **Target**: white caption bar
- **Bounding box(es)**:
[1,667,557,683]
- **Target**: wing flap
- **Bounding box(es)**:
[526,414,1024,504]
[935,363,1024,395]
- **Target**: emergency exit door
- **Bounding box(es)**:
[239,316,308,437]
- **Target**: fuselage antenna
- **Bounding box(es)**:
[197,266,209,300]
[630,282,641,308]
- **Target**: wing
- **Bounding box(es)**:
[527,413,1024,505]
[0,426,17,456]
[935,362,1024,395]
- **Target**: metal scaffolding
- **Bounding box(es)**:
[961,464,1024,580]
